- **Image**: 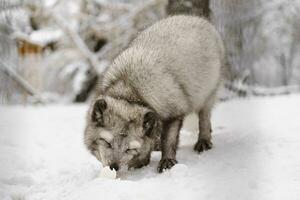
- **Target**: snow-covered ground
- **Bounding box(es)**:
[0,95,300,200]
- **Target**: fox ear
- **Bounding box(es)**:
[143,112,156,137]
[92,99,107,127]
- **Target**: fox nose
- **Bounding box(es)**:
[109,163,119,171]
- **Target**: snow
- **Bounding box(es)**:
[0,95,300,200]
[30,29,63,46]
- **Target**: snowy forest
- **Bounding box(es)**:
[1,0,300,200]
[1,0,300,104]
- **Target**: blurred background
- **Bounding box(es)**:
[0,0,300,104]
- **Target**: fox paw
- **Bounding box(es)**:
[194,139,212,153]
[157,158,177,173]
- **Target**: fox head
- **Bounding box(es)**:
[84,96,162,170]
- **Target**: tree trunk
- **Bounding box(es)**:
[167,0,210,19]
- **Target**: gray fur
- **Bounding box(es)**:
[84,15,225,172]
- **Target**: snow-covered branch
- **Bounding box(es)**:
[0,60,45,104]
[51,13,103,72]
[224,81,300,98]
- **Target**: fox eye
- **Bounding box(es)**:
[98,138,112,148]
[125,149,138,155]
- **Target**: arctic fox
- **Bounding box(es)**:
[84,15,225,173]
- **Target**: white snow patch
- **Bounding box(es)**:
[30,29,63,46]
[99,166,117,179]
[0,95,300,199]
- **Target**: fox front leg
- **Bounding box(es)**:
[157,118,182,173]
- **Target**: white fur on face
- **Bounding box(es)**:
[129,140,141,149]
[100,130,114,142]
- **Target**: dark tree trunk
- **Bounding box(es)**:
[166,0,210,19]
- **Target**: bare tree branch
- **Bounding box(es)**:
[0,60,45,104]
